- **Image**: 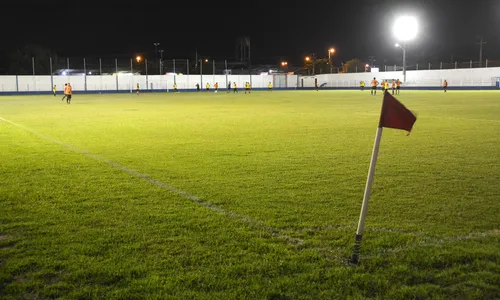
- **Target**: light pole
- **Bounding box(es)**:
[328,48,335,73]
[393,16,418,82]
[395,43,406,81]
[305,56,310,75]
[154,42,160,73]
[159,49,164,74]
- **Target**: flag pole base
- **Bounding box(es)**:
[349,234,363,265]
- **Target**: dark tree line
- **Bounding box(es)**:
[1,45,60,75]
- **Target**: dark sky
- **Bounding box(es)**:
[3,0,500,65]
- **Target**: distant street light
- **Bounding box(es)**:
[393,16,418,82]
[136,56,142,63]
[204,59,208,63]
[328,48,335,73]
[305,56,310,62]
[281,61,288,67]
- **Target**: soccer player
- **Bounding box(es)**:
[315,81,319,91]
[62,83,68,101]
[396,79,401,94]
[136,83,140,95]
[245,82,250,94]
[360,81,365,91]
[268,82,272,91]
[391,80,396,95]
[206,82,210,91]
[384,80,389,93]
[443,80,448,92]
[214,82,218,92]
[173,83,177,92]
[66,84,72,104]
[53,85,57,96]
[227,82,231,93]
[196,83,200,91]
[233,82,238,93]
[371,77,378,96]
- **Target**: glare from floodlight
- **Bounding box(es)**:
[395,43,400,47]
[393,16,418,41]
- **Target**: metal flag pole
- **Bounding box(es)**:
[350,126,384,265]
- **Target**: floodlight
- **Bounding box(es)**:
[393,16,418,41]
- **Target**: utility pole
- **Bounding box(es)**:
[154,42,160,72]
[368,56,375,67]
[159,49,164,74]
[477,36,487,68]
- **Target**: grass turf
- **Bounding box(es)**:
[0,90,499,299]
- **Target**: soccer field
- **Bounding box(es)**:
[0,90,499,298]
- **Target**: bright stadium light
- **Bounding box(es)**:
[393,16,418,41]
[136,56,142,63]
[393,16,417,82]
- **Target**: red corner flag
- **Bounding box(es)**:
[379,91,417,133]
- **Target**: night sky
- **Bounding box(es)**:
[2,0,500,65]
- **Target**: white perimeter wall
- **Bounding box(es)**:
[0,74,299,92]
[303,67,500,88]
[1,68,499,92]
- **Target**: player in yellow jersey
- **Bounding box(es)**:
[245,82,251,93]
[136,83,140,95]
[173,83,177,92]
[360,81,365,91]
[53,85,56,96]
[233,82,238,93]
[268,82,272,91]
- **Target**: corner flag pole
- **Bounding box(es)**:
[350,125,383,265]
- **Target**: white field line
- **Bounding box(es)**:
[0,116,303,245]
[293,225,499,263]
[361,229,500,260]
[356,112,500,123]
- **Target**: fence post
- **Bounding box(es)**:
[416,63,418,70]
[486,59,488,68]
[84,58,87,91]
[50,57,53,90]
[173,59,176,73]
[187,59,189,75]
[225,60,228,88]
[384,65,387,72]
[145,58,148,90]
[428,63,431,70]
[394,64,396,71]
[16,75,19,92]
[355,66,358,73]
[470,60,472,68]
[99,58,102,92]
[66,58,70,82]
[440,62,442,69]
[455,61,457,69]
[115,58,119,91]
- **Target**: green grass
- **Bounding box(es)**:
[0,90,499,299]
